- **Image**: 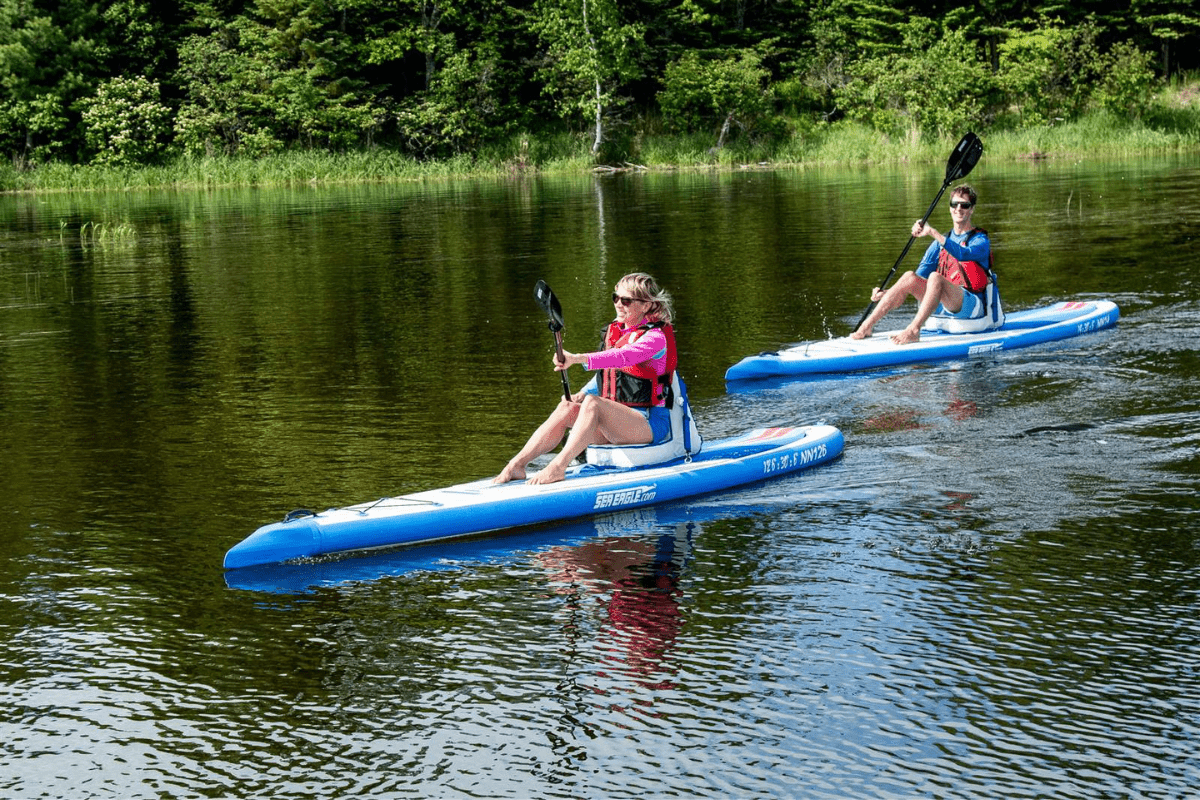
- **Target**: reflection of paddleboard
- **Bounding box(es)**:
[223,506,659,594]
[725,300,1119,383]
[224,424,844,572]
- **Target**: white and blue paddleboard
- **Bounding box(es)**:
[725,300,1119,383]
[224,424,844,570]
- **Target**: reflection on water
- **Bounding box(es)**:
[3,158,1200,798]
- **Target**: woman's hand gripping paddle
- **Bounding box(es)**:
[534,280,572,400]
[853,132,985,332]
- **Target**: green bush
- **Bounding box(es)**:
[995,21,1100,127]
[1093,41,1157,119]
[79,76,172,167]
[173,30,262,157]
[394,49,522,158]
[658,50,773,142]
[835,24,993,138]
[0,95,73,167]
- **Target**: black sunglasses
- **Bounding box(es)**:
[950,201,975,209]
[613,293,641,306]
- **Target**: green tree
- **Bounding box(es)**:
[807,0,908,59]
[174,18,285,155]
[392,44,521,156]
[792,0,910,121]
[358,0,534,156]
[175,2,383,155]
[254,0,380,149]
[939,0,1032,72]
[0,0,106,164]
[99,0,174,75]
[532,0,645,154]
[360,0,458,92]
[1132,0,1200,77]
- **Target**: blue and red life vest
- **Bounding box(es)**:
[937,227,994,296]
[598,321,677,408]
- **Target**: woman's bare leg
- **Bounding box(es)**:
[527,396,652,485]
[493,399,580,483]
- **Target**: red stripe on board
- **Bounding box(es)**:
[747,427,794,441]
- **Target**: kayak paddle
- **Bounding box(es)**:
[854,131,984,332]
[534,279,572,400]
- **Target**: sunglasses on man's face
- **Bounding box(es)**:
[613,293,641,306]
[950,201,975,209]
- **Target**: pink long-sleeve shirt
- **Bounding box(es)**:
[583,326,668,375]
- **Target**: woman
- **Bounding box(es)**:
[494,272,677,485]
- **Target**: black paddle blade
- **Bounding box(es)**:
[534,279,565,332]
[534,280,572,399]
[945,132,983,183]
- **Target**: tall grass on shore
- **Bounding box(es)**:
[4,99,1200,195]
[625,111,1200,170]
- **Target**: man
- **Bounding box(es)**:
[851,184,993,345]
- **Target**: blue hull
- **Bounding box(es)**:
[725,300,1119,382]
[225,424,844,570]
[228,497,758,594]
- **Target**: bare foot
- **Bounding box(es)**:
[527,463,566,485]
[849,328,872,340]
[492,463,527,484]
[889,327,920,345]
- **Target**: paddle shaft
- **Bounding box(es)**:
[552,329,571,400]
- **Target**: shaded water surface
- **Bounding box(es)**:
[2,156,1198,798]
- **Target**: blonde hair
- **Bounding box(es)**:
[616,272,674,324]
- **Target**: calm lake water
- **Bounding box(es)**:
[2,154,1199,798]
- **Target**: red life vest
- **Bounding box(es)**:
[598,321,677,408]
[937,227,993,294]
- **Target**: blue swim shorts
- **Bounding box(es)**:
[639,406,672,444]
[936,288,983,319]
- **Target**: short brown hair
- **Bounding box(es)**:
[952,184,977,204]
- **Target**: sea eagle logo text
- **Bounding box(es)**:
[594,484,657,510]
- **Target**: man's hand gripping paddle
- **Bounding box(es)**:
[534,280,572,401]
[854,132,984,332]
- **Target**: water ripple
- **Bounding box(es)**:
[6,165,1200,799]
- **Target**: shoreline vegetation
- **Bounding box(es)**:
[7,2,1200,197]
[5,107,1199,196]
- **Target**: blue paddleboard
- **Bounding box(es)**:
[725,300,1119,382]
[225,424,844,570]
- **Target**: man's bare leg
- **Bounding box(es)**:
[890,274,963,345]
[851,272,924,340]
